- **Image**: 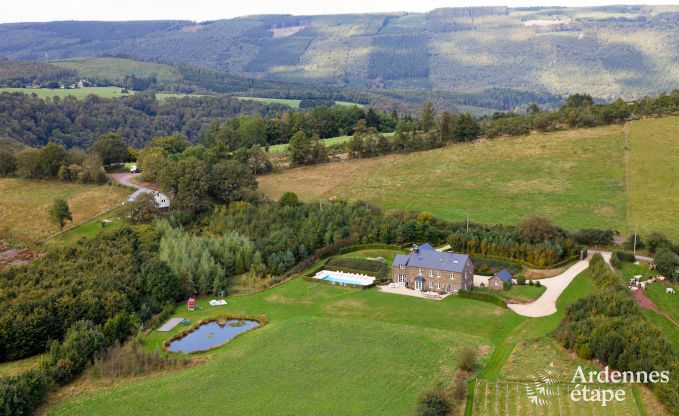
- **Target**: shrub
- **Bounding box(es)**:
[516,274,526,285]
[572,228,614,246]
[610,252,622,269]
[515,216,559,243]
[528,280,534,286]
[655,247,678,280]
[0,369,48,416]
[613,250,636,263]
[415,386,451,416]
[535,280,541,288]
[42,320,107,384]
[458,346,477,372]
[458,290,507,308]
[451,377,467,401]
[646,232,672,253]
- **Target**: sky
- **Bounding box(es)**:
[1,0,677,23]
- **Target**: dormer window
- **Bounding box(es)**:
[436,271,441,278]
[399,264,405,270]
[428,269,433,277]
[450,272,454,279]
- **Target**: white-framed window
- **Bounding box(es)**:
[446,284,451,292]
[429,281,434,289]
[419,268,422,275]
[450,272,454,279]
[436,271,441,278]
[398,274,406,283]
[399,264,405,270]
[453,283,459,290]
[436,281,441,289]
[428,269,433,277]
[415,280,423,290]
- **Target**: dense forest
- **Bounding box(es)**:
[2,6,679,104]
[0,91,287,148]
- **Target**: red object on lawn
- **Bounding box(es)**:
[187,297,195,311]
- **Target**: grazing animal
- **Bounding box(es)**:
[667,288,675,294]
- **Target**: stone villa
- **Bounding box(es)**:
[391,244,474,292]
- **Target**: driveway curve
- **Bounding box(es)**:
[508,259,590,317]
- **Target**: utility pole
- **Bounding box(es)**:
[466,214,469,233]
[633,226,637,256]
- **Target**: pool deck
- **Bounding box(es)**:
[378,283,451,301]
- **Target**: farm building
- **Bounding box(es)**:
[391,244,474,292]
[485,269,513,290]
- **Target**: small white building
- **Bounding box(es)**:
[129,164,140,173]
[153,191,170,211]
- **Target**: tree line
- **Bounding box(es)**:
[556,254,679,414]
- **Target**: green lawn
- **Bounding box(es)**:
[338,248,404,265]
[49,208,124,245]
[477,285,546,303]
[645,283,679,326]
[618,260,657,281]
[45,276,523,415]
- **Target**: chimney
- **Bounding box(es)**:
[413,244,419,254]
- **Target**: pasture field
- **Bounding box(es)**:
[0,179,130,243]
[0,87,202,100]
[260,118,679,238]
[48,208,125,245]
[52,57,180,83]
[259,125,627,232]
[238,96,363,109]
[627,117,679,240]
[0,86,132,99]
[645,283,679,325]
[268,132,395,153]
[45,276,520,415]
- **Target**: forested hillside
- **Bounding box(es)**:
[2,5,679,110]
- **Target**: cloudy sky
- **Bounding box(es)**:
[1,0,676,23]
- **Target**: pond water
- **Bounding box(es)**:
[167,319,260,353]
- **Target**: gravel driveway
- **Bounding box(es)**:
[508,259,590,317]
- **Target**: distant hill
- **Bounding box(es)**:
[3,6,679,110]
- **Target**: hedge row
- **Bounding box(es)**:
[326,257,386,273]
[338,243,403,254]
[458,290,508,308]
[468,253,580,270]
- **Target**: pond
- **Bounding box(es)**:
[166,319,260,353]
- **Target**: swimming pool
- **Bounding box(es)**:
[322,275,372,286]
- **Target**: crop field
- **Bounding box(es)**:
[471,380,640,416]
[0,179,131,243]
[238,96,363,110]
[45,276,520,415]
[260,118,679,238]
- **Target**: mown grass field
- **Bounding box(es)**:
[259,118,679,239]
[260,125,627,232]
[45,276,520,415]
[0,179,130,243]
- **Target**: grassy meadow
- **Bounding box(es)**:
[52,58,180,84]
[0,87,203,101]
[45,276,514,415]
[237,96,363,109]
[260,125,628,232]
[627,117,679,240]
[260,117,679,238]
[0,179,130,243]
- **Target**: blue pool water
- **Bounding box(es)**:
[322,275,370,286]
[167,319,259,353]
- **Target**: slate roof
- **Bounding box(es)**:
[496,269,513,282]
[392,244,470,273]
[418,243,435,251]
